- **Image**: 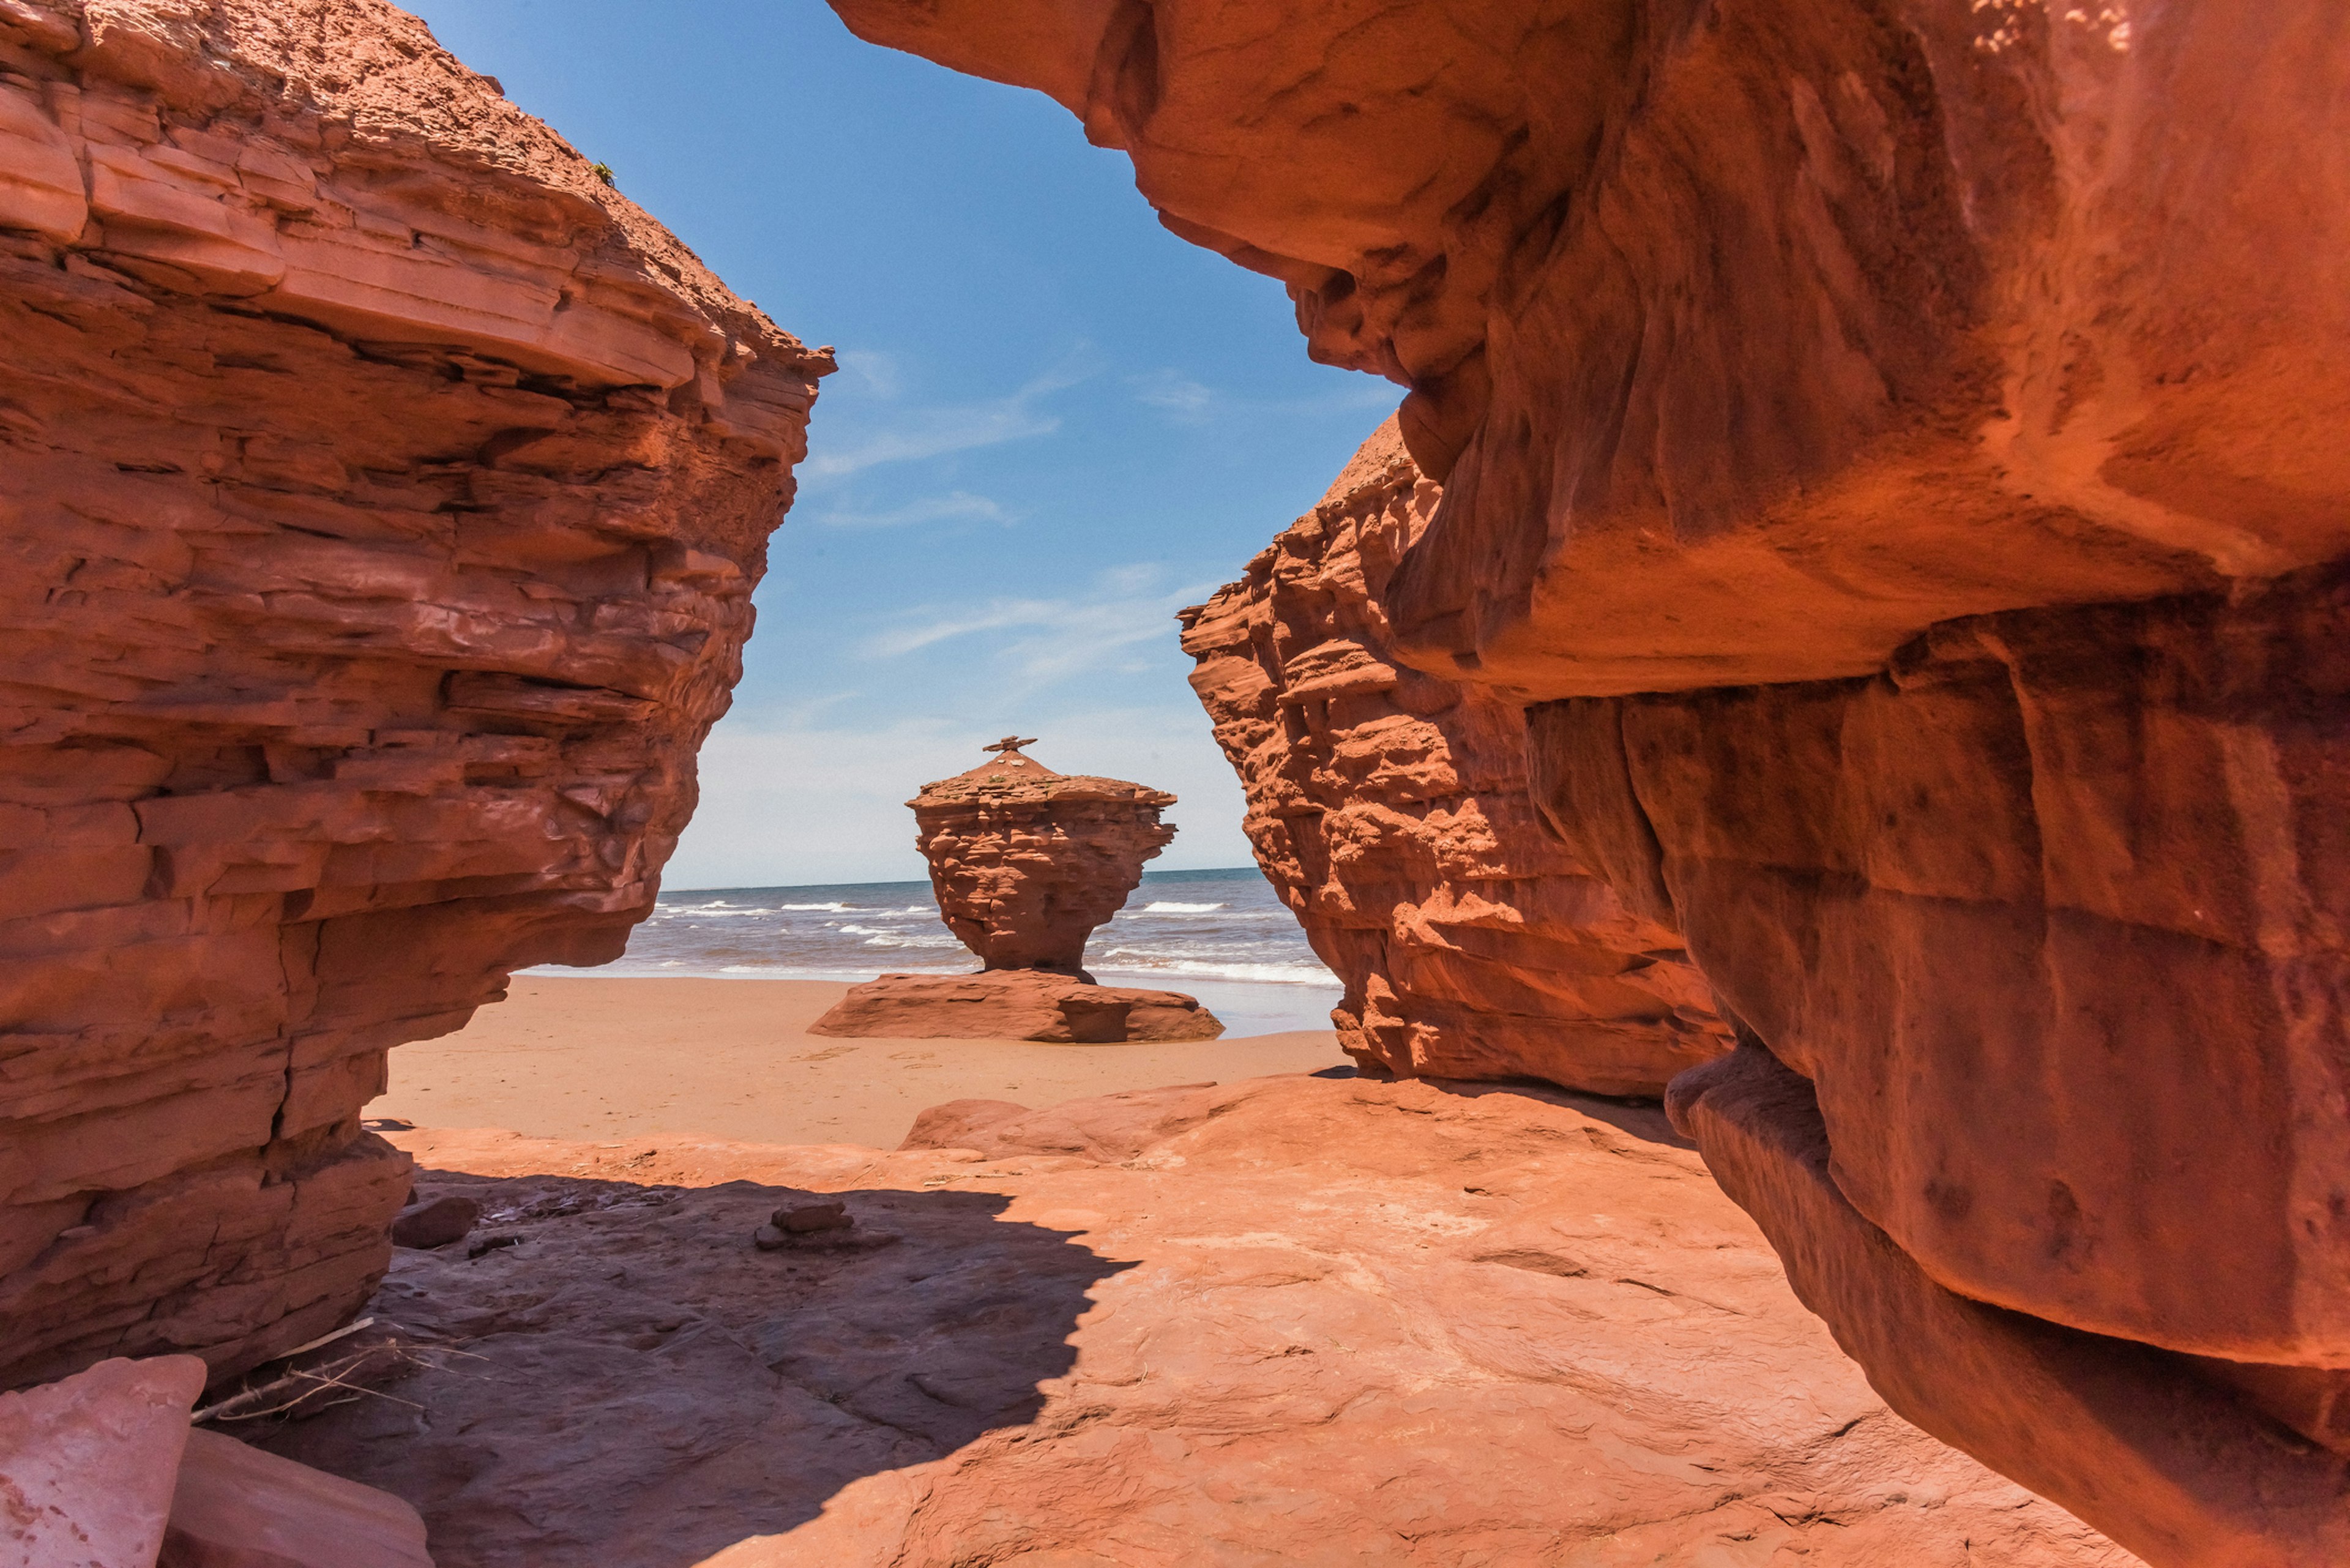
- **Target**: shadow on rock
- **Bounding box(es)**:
[260,1164,1134,1568]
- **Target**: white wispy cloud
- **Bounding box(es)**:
[805,356,1095,478]
[1131,368,1215,422]
[1127,365,1399,425]
[860,564,1215,685]
[814,491,1009,530]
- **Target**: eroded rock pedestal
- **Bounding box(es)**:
[830,1,2350,1559]
[0,0,826,1391]
[813,743,1222,1041]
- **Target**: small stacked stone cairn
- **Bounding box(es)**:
[811,739,1223,1042]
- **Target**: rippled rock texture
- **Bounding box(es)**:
[829,1,2350,1559]
[0,0,827,1390]
[1181,417,1728,1094]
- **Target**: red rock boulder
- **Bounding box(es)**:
[811,743,1225,1042]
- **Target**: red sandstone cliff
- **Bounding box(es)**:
[0,0,828,1389]
[1180,417,1728,1094]
[830,3,2350,1561]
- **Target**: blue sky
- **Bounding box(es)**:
[404,1,1397,888]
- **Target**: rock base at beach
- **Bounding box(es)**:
[809,971,1225,1043]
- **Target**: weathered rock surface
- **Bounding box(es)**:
[811,969,1222,1043]
[162,1427,434,1568]
[833,0,2350,699]
[829,4,2350,1557]
[910,741,1174,977]
[1669,1044,2350,1568]
[265,1076,2136,1567]
[0,1353,207,1567]
[0,0,827,1390]
[1181,417,1727,1093]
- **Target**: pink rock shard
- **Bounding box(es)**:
[160,1427,433,1568]
[0,1354,207,1568]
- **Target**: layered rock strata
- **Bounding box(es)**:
[828,1,2350,1559]
[811,969,1222,1044]
[912,742,1175,977]
[813,743,1220,1041]
[1181,417,1729,1094]
[0,0,827,1391]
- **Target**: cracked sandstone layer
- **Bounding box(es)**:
[1180,417,1730,1095]
[829,2,2350,1561]
[0,0,828,1389]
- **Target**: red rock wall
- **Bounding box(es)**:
[1179,417,1728,1094]
[0,0,827,1389]
[829,2,2350,1560]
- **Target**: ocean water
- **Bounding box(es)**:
[526,865,1345,1037]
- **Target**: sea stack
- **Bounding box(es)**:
[811,739,1223,1041]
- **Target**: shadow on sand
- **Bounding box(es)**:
[261,1162,1136,1568]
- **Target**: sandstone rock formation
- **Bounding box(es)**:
[826,2,2350,1559]
[811,741,1223,1041]
[270,1075,2136,1567]
[0,0,827,1392]
[1181,417,1728,1094]
[913,739,1175,977]
[811,969,1222,1043]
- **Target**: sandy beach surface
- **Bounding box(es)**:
[369,976,1348,1148]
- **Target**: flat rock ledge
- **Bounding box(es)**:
[263,1073,2135,1567]
[809,970,1224,1043]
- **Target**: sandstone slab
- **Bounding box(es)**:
[0,1353,206,1567]
[266,1078,2135,1567]
[1526,565,2350,1372]
[810,969,1223,1043]
[160,1427,432,1568]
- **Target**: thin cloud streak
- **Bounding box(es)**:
[862,568,1218,685]
[1127,366,1399,425]
[805,357,1095,478]
[815,491,1008,530]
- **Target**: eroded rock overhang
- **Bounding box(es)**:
[827,1,2350,1561]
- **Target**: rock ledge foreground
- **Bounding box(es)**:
[268,1073,2136,1567]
